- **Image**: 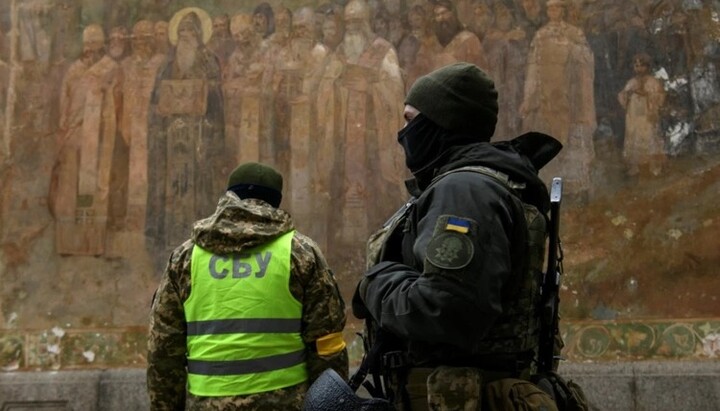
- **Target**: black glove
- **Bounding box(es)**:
[351,262,397,320]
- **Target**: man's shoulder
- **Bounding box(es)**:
[371,36,393,49]
[369,36,395,57]
[84,56,121,79]
[425,166,516,203]
[433,166,508,187]
[311,43,329,59]
[64,59,88,77]
[290,230,322,257]
[167,239,195,272]
[97,55,120,70]
[563,22,585,36]
[451,30,481,46]
[624,76,640,88]
[532,24,555,40]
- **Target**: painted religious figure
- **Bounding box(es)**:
[431,0,487,71]
[384,0,407,48]
[108,26,130,62]
[520,0,596,200]
[264,5,294,181]
[0,49,7,154]
[50,24,121,256]
[146,7,225,257]
[484,2,529,140]
[222,13,266,167]
[397,4,440,91]
[618,53,667,177]
[119,20,165,232]
[17,0,52,65]
[316,0,406,249]
[253,2,276,41]
[282,7,329,229]
[319,6,344,52]
[154,21,170,57]
[207,14,235,69]
[516,0,546,39]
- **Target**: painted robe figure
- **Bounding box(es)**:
[108,26,130,62]
[316,0,406,250]
[618,53,666,176]
[0,55,7,145]
[146,8,225,259]
[273,7,329,227]
[265,6,295,182]
[484,3,529,140]
[50,24,121,256]
[431,0,487,71]
[398,4,441,92]
[119,20,165,232]
[207,14,235,69]
[222,13,266,166]
[520,0,595,200]
[154,21,170,57]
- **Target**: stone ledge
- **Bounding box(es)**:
[0,369,148,411]
[0,370,101,410]
[558,361,720,411]
[1,362,719,410]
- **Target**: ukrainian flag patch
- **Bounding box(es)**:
[445,217,471,233]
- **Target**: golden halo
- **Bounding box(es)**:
[168,7,213,46]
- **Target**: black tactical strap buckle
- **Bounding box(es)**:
[382,351,409,370]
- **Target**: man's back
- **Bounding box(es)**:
[148,163,348,410]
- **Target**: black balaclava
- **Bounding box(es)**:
[397,113,477,178]
[399,63,499,187]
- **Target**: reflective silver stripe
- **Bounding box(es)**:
[188,349,306,376]
[187,318,301,335]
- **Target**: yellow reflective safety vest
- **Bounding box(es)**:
[184,230,308,396]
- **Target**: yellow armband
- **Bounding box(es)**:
[315,332,346,356]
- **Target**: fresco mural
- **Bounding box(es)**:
[0,0,719,370]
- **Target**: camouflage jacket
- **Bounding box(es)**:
[148,193,348,410]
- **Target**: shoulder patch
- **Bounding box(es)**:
[445,217,471,233]
[426,232,474,270]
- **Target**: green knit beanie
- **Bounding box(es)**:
[405,62,498,139]
[227,162,283,207]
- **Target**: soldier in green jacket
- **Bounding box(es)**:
[148,162,348,410]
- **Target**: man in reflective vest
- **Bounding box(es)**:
[148,162,349,410]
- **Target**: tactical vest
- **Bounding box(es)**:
[184,230,308,396]
[367,166,546,372]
